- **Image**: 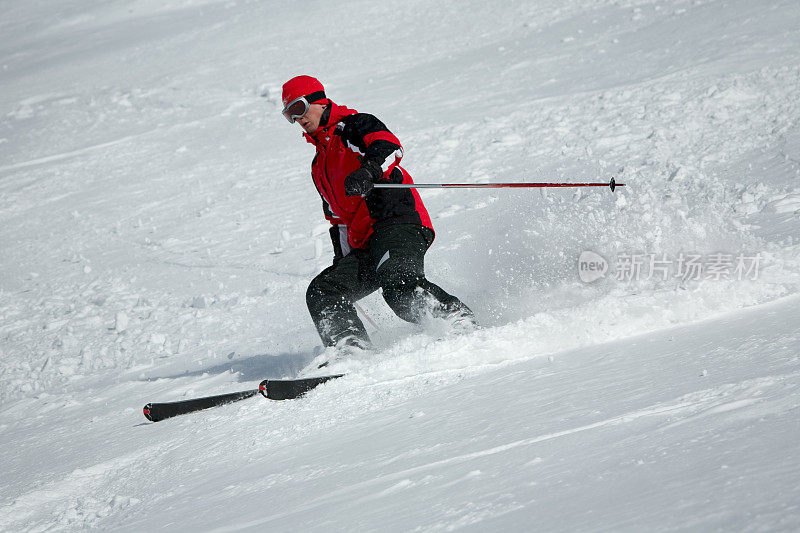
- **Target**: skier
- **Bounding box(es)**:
[281,75,475,360]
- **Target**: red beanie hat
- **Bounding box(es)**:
[282,75,326,107]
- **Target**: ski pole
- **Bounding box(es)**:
[374,177,624,191]
[354,302,380,331]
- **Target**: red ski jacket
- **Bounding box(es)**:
[304,102,433,253]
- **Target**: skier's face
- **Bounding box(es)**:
[297,103,325,134]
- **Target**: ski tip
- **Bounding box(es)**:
[258,374,345,401]
[143,404,154,422]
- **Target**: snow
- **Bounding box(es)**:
[1,0,800,530]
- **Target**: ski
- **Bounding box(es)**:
[143,374,344,422]
[259,374,344,400]
[143,389,259,422]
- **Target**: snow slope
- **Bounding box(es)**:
[4,291,799,532]
[1,0,799,530]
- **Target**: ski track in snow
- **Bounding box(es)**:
[2,0,800,530]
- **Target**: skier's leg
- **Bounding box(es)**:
[370,225,475,325]
[306,252,378,347]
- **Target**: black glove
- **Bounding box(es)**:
[344,167,373,197]
[344,160,382,197]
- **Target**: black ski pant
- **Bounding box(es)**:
[306,224,473,347]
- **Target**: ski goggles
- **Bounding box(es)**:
[281,91,325,123]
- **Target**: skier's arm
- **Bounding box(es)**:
[342,114,404,196]
[341,113,403,168]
